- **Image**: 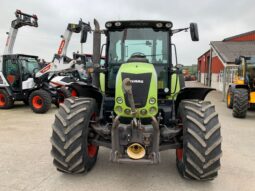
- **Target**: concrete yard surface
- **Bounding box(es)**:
[0,81,255,191]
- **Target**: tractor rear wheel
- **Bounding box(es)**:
[29,89,52,113]
[226,87,233,108]
[0,89,14,109]
[232,89,248,118]
[54,87,71,107]
[51,97,99,174]
[176,100,222,180]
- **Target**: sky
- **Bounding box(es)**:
[0,0,255,65]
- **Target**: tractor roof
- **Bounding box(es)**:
[3,54,38,60]
[105,20,173,30]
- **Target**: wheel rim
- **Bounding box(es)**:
[0,94,5,106]
[87,144,98,158]
[87,112,98,158]
[71,89,77,97]
[176,149,183,161]
[32,95,43,109]
[227,92,231,106]
[176,117,183,161]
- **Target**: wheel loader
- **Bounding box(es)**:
[50,20,222,180]
[227,56,255,118]
[0,10,71,113]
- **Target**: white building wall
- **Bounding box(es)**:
[200,73,205,84]
[211,73,223,91]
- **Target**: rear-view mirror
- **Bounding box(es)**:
[190,23,199,41]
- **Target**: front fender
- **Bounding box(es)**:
[68,82,103,111]
[175,87,215,111]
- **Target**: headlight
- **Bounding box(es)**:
[149,107,157,114]
[156,23,163,28]
[105,22,112,28]
[140,109,147,115]
[149,97,156,104]
[115,22,121,27]
[115,106,122,113]
[165,22,172,28]
[116,97,123,104]
[124,109,131,115]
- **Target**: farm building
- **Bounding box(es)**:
[197,30,255,99]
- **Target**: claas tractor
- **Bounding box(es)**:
[50,20,222,180]
[227,56,255,118]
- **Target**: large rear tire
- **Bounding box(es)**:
[176,100,222,180]
[51,97,99,174]
[232,89,248,118]
[0,89,14,109]
[29,89,52,113]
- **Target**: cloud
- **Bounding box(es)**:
[0,0,255,65]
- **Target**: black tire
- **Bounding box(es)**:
[232,89,248,118]
[226,87,233,109]
[29,89,52,113]
[0,89,14,109]
[51,97,99,174]
[54,87,71,108]
[176,100,222,180]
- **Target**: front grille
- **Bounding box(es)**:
[121,73,152,108]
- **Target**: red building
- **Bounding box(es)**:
[198,30,255,94]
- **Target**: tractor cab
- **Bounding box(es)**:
[105,21,172,96]
[2,54,41,92]
[235,56,255,88]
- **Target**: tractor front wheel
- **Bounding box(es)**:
[29,89,52,113]
[0,89,14,109]
[232,88,248,118]
[176,100,222,180]
[51,97,99,174]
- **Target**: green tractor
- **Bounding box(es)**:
[50,20,222,180]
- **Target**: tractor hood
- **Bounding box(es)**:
[114,62,158,118]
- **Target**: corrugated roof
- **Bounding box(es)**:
[210,41,255,63]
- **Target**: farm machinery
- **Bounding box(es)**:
[227,56,255,118]
[50,20,222,180]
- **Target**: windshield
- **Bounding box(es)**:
[107,28,169,90]
[19,56,41,75]
[108,28,168,64]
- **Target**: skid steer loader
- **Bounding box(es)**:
[227,56,255,118]
[50,20,222,180]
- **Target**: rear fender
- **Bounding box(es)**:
[0,86,12,96]
[175,87,215,112]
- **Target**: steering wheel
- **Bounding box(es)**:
[130,52,146,58]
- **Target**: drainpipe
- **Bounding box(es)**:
[208,47,213,87]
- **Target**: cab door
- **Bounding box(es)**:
[3,58,22,91]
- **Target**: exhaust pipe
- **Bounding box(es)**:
[127,143,145,160]
[92,19,101,88]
